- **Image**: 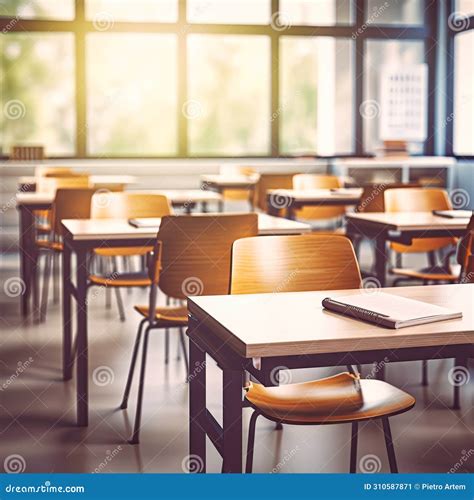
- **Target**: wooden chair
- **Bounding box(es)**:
[255,173,294,213]
[292,174,346,222]
[230,234,416,473]
[384,188,458,284]
[36,188,96,322]
[120,213,259,444]
[88,192,173,321]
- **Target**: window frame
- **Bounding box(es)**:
[0,0,438,159]
[446,0,474,159]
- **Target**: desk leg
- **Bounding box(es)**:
[76,248,89,426]
[19,205,35,318]
[222,369,243,473]
[62,244,73,381]
[189,336,206,473]
[374,234,388,287]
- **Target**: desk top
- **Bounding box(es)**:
[18,175,137,186]
[62,213,311,241]
[188,284,474,358]
[346,212,472,231]
[201,174,259,187]
[267,188,362,203]
[16,189,222,207]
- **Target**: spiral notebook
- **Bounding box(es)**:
[322,292,462,329]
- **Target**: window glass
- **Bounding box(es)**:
[187,0,270,24]
[279,0,353,26]
[86,34,177,155]
[187,35,270,155]
[365,0,424,25]
[85,0,178,23]
[0,33,75,155]
[280,37,354,155]
[0,0,74,20]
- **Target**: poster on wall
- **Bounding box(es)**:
[379,63,428,142]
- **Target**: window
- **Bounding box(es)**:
[0,0,74,20]
[187,0,270,24]
[456,0,474,16]
[453,30,474,155]
[86,34,178,156]
[363,40,425,154]
[366,0,424,25]
[0,33,75,155]
[187,35,270,155]
[85,0,178,23]
[280,37,354,155]
[280,0,353,26]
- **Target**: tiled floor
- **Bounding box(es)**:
[0,244,473,474]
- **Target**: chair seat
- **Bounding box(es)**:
[89,272,151,287]
[245,372,415,425]
[390,265,459,282]
[36,240,63,252]
[134,304,188,327]
[94,246,153,257]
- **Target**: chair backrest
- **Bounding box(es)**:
[52,188,96,236]
[37,175,90,193]
[11,145,45,160]
[91,192,172,219]
[457,214,474,283]
[356,183,420,213]
[384,188,456,254]
[255,173,294,212]
[292,174,345,220]
[152,213,258,299]
[230,234,362,294]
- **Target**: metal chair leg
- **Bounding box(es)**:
[164,329,170,364]
[40,252,53,323]
[52,252,60,305]
[421,360,428,386]
[129,325,152,444]
[245,411,260,473]
[350,421,358,473]
[381,417,398,473]
[120,319,147,410]
[114,287,126,322]
[31,253,40,323]
[179,327,189,381]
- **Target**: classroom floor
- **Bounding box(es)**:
[1,242,473,474]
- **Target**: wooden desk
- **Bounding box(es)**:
[187,284,474,473]
[15,190,225,317]
[346,212,472,287]
[200,174,259,211]
[266,188,362,219]
[19,175,137,191]
[61,214,310,426]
